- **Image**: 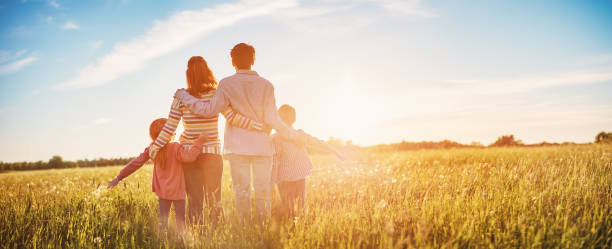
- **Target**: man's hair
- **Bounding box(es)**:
[230,43,255,69]
[278,104,296,126]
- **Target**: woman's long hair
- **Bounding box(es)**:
[149,118,169,169]
[186,56,217,96]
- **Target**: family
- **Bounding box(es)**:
[107,43,344,235]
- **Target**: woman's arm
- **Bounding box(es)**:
[222,107,268,132]
[108,147,150,188]
[149,98,183,159]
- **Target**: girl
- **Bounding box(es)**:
[107,118,208,234]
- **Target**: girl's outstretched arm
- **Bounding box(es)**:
[108,147,150,189]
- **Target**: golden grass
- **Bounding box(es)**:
[0,144,610,248]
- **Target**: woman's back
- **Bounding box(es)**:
[155,90,223,155]
[176,90,222,154]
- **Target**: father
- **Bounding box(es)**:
[174,43,300,223]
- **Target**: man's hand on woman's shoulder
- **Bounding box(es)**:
[174,88,188,99]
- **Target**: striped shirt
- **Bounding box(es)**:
[271,130,327,183]
[149,90,265,159]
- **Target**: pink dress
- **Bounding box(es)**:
[116,141,203,200]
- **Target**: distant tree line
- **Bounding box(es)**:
[367,139,476,152]
[364,132,606,152]
[2,132,609,172]
[0,155,137,172]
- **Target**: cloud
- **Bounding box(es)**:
[48,0,60,9]
[62,21,79,30]
[14,49,27,58]
[10,26,31,37]
[1,49,28,63]
[377,0,437,18]
[94,117,112,125]
[89,40,104,49]
[44,16,54,24]
[0,56,39,75]
[0,51,12,63]
[574,53,612,67]
[443,69,612,94]
[56,0,298,89]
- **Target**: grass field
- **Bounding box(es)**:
[1,144,611,248]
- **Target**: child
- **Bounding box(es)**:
[271,104,345,218]
[107,118,207,235]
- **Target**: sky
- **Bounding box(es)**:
[0,0,611,162]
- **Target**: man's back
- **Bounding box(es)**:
[218,69,279,156]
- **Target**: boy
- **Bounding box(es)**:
[271,104,345,218]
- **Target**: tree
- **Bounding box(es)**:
[48,155,64,168]
[490,135,523,147]
[470,141,483,147]
[595,131,612,143]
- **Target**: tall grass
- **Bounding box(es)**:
[0,144,610,248]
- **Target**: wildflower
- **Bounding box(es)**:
[93,237,102,243]
[384,221,395,236]
[377,200,388,209]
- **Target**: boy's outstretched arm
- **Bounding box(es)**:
[299,131,346,161]
[108,147,150,189]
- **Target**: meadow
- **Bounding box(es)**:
[0,144,610,249]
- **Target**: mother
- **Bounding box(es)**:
[149,56,265,225]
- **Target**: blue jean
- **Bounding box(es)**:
[227,154,273,223]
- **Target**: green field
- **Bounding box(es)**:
[1,145,611,248]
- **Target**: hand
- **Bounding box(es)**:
[107,178,120,189]
[293,132,308,147]
[174,88,187,99]
[196,131,209,143]
[263,125,272,134]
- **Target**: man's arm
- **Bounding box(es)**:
[174,88,229,118]
[262,83,299,140]
[222,107,268,132]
